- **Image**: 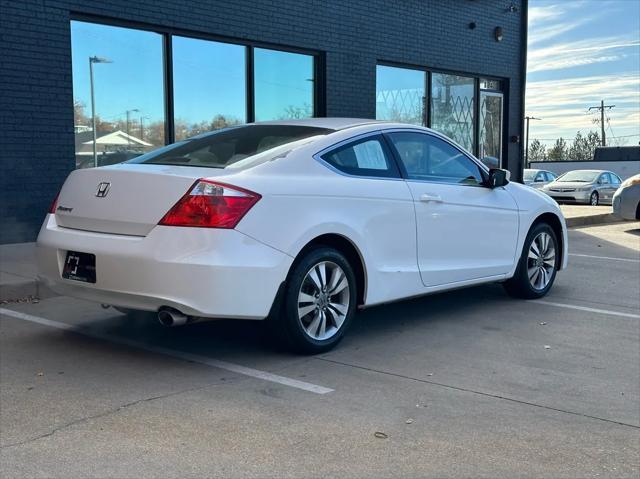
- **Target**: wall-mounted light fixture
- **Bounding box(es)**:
[494,26,504,42]
[468,22,477,30]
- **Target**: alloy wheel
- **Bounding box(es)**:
[590,192,599,206]
[297,261,350,340]
[527,232,556,290]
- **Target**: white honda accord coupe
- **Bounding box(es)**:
[37,118,568,353]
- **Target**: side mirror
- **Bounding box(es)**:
[487,168,510,188]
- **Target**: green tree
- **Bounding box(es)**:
[548,137,568,161]
[586,131,601,159]
[569,131,590,161]
[528,139,547,162]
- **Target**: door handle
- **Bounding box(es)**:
[419,193,443,203]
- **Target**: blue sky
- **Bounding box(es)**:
[526,0,640,146]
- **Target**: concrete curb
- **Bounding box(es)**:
[566,213,625,228]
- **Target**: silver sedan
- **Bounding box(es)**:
[541,170,622,206]
[613,174,640,220]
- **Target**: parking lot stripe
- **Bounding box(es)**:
[569,253,640,263]
[0,308,334,395]
[530,301,640,319]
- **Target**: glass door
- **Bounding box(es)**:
[479,91,503,167]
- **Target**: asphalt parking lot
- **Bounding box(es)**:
[1,222,639,478]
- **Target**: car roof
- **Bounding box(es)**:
[248,117,387,130]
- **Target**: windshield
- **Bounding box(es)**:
[127,124,333,169]
[523,170,537,181]
[556,171,599,183]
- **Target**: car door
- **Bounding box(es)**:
[385,130,519,287]
[597,173,613,201]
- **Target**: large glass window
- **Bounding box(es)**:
[172,36,246,141]
[376,65,426,125]
[388,132,484,185]
[71,21,165,169]
[430,73,475,153]
[254,48,314,121]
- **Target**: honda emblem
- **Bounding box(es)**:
[95,182,111,198]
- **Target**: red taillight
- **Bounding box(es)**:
[159,180,261,228]
[49,192,60,214]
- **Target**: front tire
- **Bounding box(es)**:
[504,222,559,299]
[590,191,599,206]
[274,247,357,354]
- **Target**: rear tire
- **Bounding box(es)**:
[590,191,599,206]
[273,247,357,354]
[504,222,559,299]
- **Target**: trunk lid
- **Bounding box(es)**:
[55,164,236,236]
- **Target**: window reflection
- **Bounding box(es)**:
[71,21,165,169]
[254,48,314,121]
[376,65,425,125]
[173,36,246,141]
[430,73,475,152]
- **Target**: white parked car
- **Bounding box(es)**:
[523,168,557,189]
[37,119,568,353]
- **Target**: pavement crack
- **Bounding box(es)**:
[0,379,238,451]
[315,357,640,430]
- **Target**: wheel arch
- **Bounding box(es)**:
[291,233,367,307]
[531,212,565,268]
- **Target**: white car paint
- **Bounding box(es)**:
[37,119,568,319]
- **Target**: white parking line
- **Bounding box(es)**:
[569,253,640,263]
[0,308,334,395]
[530,301,640,319]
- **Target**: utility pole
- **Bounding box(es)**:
[524,116,541,166]
[588,100,615,146]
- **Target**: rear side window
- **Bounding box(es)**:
[128,124,333,169]
[610,173,621,185]
[545,172,556,181]
[321,135,400,178]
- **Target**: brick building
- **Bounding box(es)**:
[0,0,528,244]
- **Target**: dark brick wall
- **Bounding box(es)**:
[0,0,525,244]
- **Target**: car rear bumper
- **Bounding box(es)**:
[36,215,293,319]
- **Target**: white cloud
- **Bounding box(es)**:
[528,36,639,73]
[526,74,640,141]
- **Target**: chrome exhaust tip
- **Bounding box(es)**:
[157,308,189,327]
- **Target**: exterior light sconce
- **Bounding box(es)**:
[494,26,504,42]
[468,22,477,30]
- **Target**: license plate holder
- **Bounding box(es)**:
[62,251,96,283]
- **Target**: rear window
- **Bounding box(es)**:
[128,124,333,169]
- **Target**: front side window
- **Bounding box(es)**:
[600,173,611,184]
[254,48,314,121]
[172,36,246,141]
[71,21,166,169]
[535,172,546,182]
[387,131,484,185]
[321,136,400,178]
[129,124,331,169]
